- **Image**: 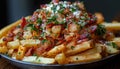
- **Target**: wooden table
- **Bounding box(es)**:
[0,56,120,69]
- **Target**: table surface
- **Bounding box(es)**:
[0,55,120,69]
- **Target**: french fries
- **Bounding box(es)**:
[35,57,55,64]
[16,45,26,60]
[102,23,120,30]
[65,40,93,56]
[23,56,56,64]
[67,53,101,63]
[55,53,66,64]
[20,39,40,47]
[1,3,120,64]
[112,37,120,47]
[7,40,20,49]
[47,44,66,57]
[0,46,8,54]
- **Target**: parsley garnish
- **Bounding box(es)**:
[71,7,76,12]
[27,24,38,31]
[58,9,64,14]
[18,52,21,55]
[71,46,75,50]
[51,5,57,13]
[95,24,106,36]
[40,32,45,37]
[106,42,118,49]
[37,18,42,24]
[76,57,79,60]
[47,16,57,23]
[33,53,37,56]
[41,39,47,44]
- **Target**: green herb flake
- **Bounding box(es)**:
[27,24,38,31]
[37,18,42,24]
[38,59,41,62]
[71,46,75,50]
[95,24,106,36]
[18,52,21,55]
[40,32,45,37]
[33,53,37,56]
[33,36,39,39]
[106,42,118,49]
[51,5,57,13]
[76,57,79,60]
[16,25,21,28]
[71,7,76,12]
[41,39,47,44]
[58,9,64,14]
[47,16,57,23]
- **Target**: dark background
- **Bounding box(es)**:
[0,0,120,29]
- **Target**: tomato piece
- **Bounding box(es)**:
[21,17,27,29]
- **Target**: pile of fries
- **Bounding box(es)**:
[0,0,120,64]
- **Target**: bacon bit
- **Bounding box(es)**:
[36,46,45,56]
[64,8,70,14]
[46,23,54,29]
[3,37,13,42]
[40,4,47,8]
[7,32,14,37]
[77,38,88,44]
[89,25,97,33]
[32,31,39,37]
[77,2,85,10]
[56,40,65,46]
[30,12,39,22]
[46,37,55,47]
[88,13,93,18]
[21,17,27,29]
[52,0,59,3]
[87,13,96,24]
[79,32,89,40]
[36,37,54,56]
[25,48,33,56]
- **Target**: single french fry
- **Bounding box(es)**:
[35,57,55,64]
[16,45,26,60]
[47,44,66,57]
[7,40,20,49]
[0,46,8,54]
[65,40,93,56]
[8,49,14,56]
[22,56,37,62]
[79,46,102,56]
[102,23,120,30]
[67,53,101,63]
[20,39,40,47]
[55,53,67,64]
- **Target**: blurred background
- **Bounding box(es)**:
[0,0,120,29]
